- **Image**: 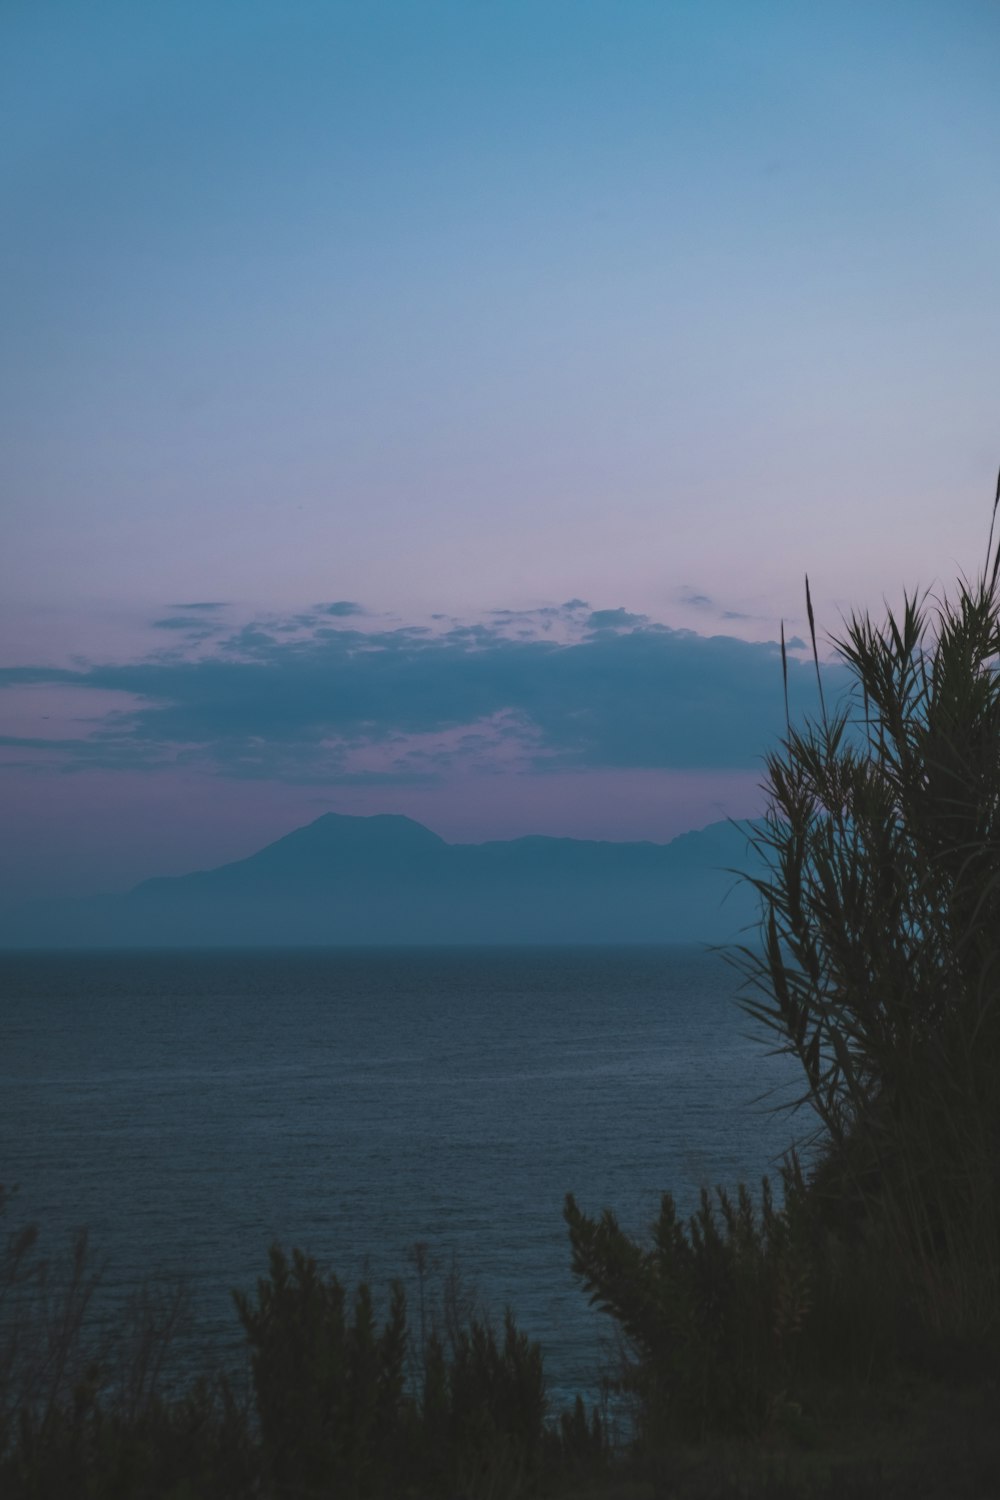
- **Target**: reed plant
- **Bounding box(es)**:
[732,484,1000,1350]
[564,488,1000,1453]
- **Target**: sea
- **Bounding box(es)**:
[0,945,808,1410]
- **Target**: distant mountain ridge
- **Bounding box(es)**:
[133,814,449,894]
[1,813,764,948]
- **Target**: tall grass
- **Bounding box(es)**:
[731,486,1000,1346]
[566,489,1000,1451]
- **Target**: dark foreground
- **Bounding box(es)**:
[3,1185,998,1500]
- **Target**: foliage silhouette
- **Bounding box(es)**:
[731,490,1000,1344]
[1,1197,595,1499]
[565,487,1000,1448]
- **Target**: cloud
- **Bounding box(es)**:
[152,615,221,632]
[680,587,773,627]
[585,608,649,632]
[318,601,364,617]
[488,600,590,634]
[0,604,848,785]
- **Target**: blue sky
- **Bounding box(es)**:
[1,0,998,900]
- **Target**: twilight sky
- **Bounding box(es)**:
[2,0,998,902]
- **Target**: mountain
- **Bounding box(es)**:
[0,813,764,948]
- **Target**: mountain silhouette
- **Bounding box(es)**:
[135,813,448,894]
[2,814,763,948]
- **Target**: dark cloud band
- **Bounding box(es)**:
[0,606,844,784]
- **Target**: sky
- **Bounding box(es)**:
[1,0,998,903]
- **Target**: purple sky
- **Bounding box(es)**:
[2,1,999,902]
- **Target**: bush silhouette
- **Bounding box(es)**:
[733,504,1000,1346]
[566,492,1000,1442]
[234,1244,410,1497]
[565,1172,831,1442]
[233,1241,557,1499]
[1,1206,568,1499]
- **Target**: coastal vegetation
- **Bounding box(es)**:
[4,510,1000,1497]
[565,496,1000,1490]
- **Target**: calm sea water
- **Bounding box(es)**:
[0,946,806,1404]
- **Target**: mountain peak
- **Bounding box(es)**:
[1,811,765,947]
[292,811,445,843]
[243,811,447,872]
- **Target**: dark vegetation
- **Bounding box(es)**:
[0,1196,605,1499]
[4,506,1000,1496]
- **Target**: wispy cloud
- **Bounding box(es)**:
[585,608,649,632]
[677,587,780,628]
[0,602,847,785]
[318,600,365,617]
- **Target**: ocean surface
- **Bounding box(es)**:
[0,945,807,1407]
